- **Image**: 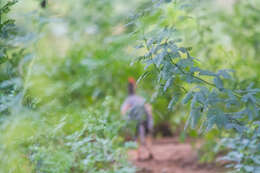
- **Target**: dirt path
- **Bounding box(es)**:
[128,138,226,173]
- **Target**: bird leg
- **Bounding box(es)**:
[145,135,154,160]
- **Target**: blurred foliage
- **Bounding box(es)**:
[0,0,140,172]
[0,0,260,172]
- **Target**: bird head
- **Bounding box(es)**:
[128,77,136,95]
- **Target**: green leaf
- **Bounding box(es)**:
[199,69,216,76]
[154,51,165,68]
[144,59,153,70]
[216,113,229,129]
[190,107,201,128]
[213,76,223,90]
[217,70,232,79]
[137,71,151,84]
[182,91,193,104]
[168,95,179,110]
[242,93,253,103]
[178,47,187,53]
[163,77,173,92]
[0,1,18,14]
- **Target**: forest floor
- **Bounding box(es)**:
[128,137,226,173]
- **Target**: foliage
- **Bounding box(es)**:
[132,0,260,172]
[0,1,138,172]
[1,0,260,172]
[26,98,135,173]
[0,0,21,116]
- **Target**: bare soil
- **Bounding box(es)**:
[128,138,226,173]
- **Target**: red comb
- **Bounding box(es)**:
[128,77,135,84]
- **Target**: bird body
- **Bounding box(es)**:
[121,95,153,134]
[121,77,154,160]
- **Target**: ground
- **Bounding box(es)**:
[128,138,226,173]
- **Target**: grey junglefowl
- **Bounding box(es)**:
[121,77,154,160]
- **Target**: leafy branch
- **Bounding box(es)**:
[135,27,259,134]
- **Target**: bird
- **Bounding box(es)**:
[121,77,154,160]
